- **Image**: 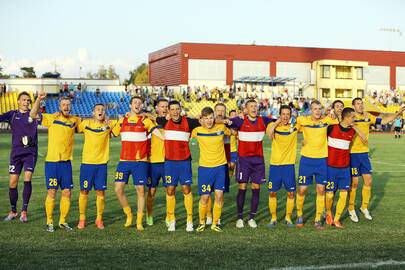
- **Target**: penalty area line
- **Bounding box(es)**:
[270,260,405,270]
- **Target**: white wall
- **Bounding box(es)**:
[396,66,405,86]
[276,62,311,83]
[233,60,269,79]
[364,65,390,85]
[188,59,226,81]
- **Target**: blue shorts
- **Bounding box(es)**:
[115,161,149,185]
[164,160,192,186]
[45,161,73,190]
[198,165,226,195]
[147,162,165,188]
[230,152,238,163]
[268,164,296,192]
[298,156,327,186]
[350,153,372,176]
[80,164,107,191]
[326,166,351,191]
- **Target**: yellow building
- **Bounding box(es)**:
[313,60,368,103]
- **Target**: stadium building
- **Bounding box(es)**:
[149,42,405,102]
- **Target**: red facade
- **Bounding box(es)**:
[149,42,405,88]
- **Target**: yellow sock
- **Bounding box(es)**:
[59,196,71,225]
[334,191,348,222]
[269,196,277,222]
[285,197,294,222]
[348,188,357,211]
[296,194,305,217]
[78,193,88,221]
[123,206,133,227]
[136,212,144,230]
[206,196,212,218]
[315,194,325,222]
[325,192,334,216]
[361,185,371,210]
[213,202,222,225]
[96,195,105,221]
[166,195,176,222]
[45,196,55,225]
[198,201,207,224]
[184,193,193,223]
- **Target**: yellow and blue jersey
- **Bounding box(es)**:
[297,115,337,158]
[191,124,231,167]
[267,122,298,165]
[42,114,80,162]
[351,114,378,154]
[78,119,118,164]
[149,120,165,163]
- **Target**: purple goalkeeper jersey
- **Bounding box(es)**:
[0,110,41,156]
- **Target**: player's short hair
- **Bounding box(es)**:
[157,98,168,105]
[332,100,344,109]
[130,96,143,104]
[279,105,292,114]
[229,109,236,116]
[60,96,71,103]
[201,106,214,117]
[93,103,105,110]
[245,99,257,106]
[214,103,226,110]
[168,100,181,109]
[352,97,363,105]
[17,91,31,101]
[342,107,355,119]
[310,100,322,108]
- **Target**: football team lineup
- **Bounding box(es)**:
[1,91,404,235]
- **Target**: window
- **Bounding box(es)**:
[335,66,352,79]
[321,88,330,98]
[356,67,363,80]
[357,89,364,98]
[335,89,352,98]
[321,65,330,78]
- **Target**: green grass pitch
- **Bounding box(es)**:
[0,132,404,269]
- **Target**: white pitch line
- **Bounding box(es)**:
[373,161,405,167]
[270,260,405,270]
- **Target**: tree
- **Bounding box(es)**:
[128,63,149,85]
[96,65,107,79]
[20,67,37,78]
[107,65,119,79]
[86,72,94,79]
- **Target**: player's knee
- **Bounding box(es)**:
[269,192,277,198]
[251,183,260,190]
[238,183,247,190]
[80,190,89,196]
[148,188,157,198]
[47,189,57,198]
[200,195,209,204]
[287,192,295,199]
[95,190,105,197]
[136,186,145,197]
[182,185,191,195]
[114,184,124,195]
[166,187,175,196]
[61,189,71,198]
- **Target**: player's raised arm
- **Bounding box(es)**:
[267,118,281,140]
[379,105,405,125]
[30,90,46,119]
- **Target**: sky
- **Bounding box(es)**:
[1,0,405,80]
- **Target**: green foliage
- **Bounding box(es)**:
[128,63,149,85]
[20,67,37,78]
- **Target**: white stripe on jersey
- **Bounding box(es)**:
[238,131,265,142]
